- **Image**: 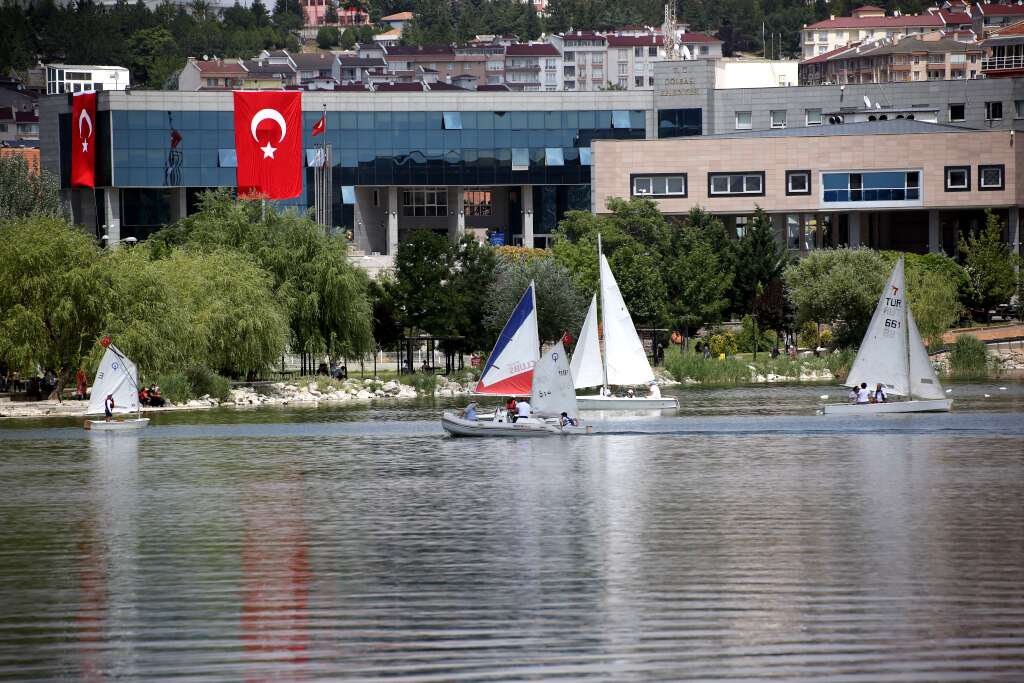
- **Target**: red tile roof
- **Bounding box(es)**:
[385,45,455,56]
[679,31,721,44]
[606,34,664,47]
[381,11,413,20]
[989,18,1024,36]
[978,3,1024,16]
[805,14,943,29]
[561,31,606,42]
[800,43,858,64]
[505,43,560,56]
[938,10,974,24]
[192,59,247,74]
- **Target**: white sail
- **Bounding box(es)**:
[845,259,910,396]
[531,341,579,417]
[86,345,141,415]
[907,305,946,399]
[599,253,655,386]
[570,294,604,389]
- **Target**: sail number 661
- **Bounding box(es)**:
[884,318,901,329]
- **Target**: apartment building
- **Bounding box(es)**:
[802,6,945,59]
[504,43,562,91]
[178,58,248,91]
[983,20,1024,77]
[800,36,983,85]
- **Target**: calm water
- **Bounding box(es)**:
[1,383,1023,681]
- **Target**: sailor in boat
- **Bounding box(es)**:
[648,381,661,399]
[559,412,577,427]
[873,383,887,403]
[625,388,635,398]
[104,394,115,421]
[459,402,478,421]
[856,382,870,405]
[848,386,859,404]
[514,399,532,422]
[505,397,517,421]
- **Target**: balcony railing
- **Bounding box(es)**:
[983,55,1024,71]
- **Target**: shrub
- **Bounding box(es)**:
[153,367,231,403]
[664,347,752,385]
[152,372,191,404]
[707,332,738,356]
[797,321,819,349]
[736,315,774,353]
[948,335,994,378]
[408,372,439,396]
[818,329,833,348]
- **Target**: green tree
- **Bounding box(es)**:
[126,26,182,88]
[448,236,497,351]
[0,216,106,398]
[393,229,454,334]
[317,26,340,48]
[905,267,961,350]
[484,252,587,343]
[338,27,357,48]
[732,207,788,315]
[325,0,339,22]
[609,241,667,326]
[958,210,1017,318]
[664,216,733,338]
[0,155,66,223]
[784,248,888,346]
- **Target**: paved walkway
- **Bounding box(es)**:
[942,323,1024,344]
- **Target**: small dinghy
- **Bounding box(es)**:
[443,285,590,437]
[571,236,678,411]
[821,257,952,415]
[83,339,150,431]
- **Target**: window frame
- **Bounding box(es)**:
[944,165,970,192]
[786,170,811,196]
[735,111,752,130]
[770,109,787,129]
[805,108,823,126]
[949,103,965,122]
[463,189,493,216]
[630,173,688,198]
[707,171,766,198]
[978,164,1005,191]
[402,187,449,217]
[821,170,922,206]
[985,100,1003,121]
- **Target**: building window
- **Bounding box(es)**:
[708,172,765,197]
[217,149,238,167]
[735,111,752,129]
[786,170,811,196]
[634,47,643,57]
[1015,100,1024,119]
[978,164,1005,191]
[545,147,564,166]
[787,215,801,250]
[463,190,492,216]
[611,110,632,128]
[635,76,643,87]
[770,110,787,128]
[631,174,687,197]
[806,108,822,126]
[734,216,748,238]
[402,188,448,217]
[949,103,965,122]
[944,165,970,192]
[618,62,628,76]
[442,111,462,129]
[372,189,380,207]
[512,147,529,171]
[985,101,1003,121]
[648,47,658,56]
[822,171,920,203]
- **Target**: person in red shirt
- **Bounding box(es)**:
[75,367,88,401]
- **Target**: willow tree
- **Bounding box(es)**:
[0,155,66,223]
[484,251,587,343]
[167,191,375,361]
[0,216,105,397]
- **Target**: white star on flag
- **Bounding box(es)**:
[261,142,276,159]
[82,140,88,152]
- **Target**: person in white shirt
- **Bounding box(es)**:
[648,382,661,398]
[515,399,532,422]
[856,382,870,404]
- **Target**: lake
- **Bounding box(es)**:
[1,382,1023,681]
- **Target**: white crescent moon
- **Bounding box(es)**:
[78,108,93,140]
[250,108,287,143]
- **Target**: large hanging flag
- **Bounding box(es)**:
[71,91,97,188]
[232,91,303,200]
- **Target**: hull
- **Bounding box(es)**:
[441,413,590,437]
[821,399,952,415]
[577,395,678,411]
[84,417,150,431]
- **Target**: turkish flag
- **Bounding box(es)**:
[71,91,96,188]
[233,91,303,200]
[311,113,325,137]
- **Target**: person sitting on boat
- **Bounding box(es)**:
[514,399,532,422]
[648,382,661,398]
[505,397,517,421]
[873,383,887,404]
[104,394,115,421]
[560,412,577,427]
[601,386,612,397]
[848,386,859,404]
[856,382,870,404]
[459,402,478,421]
[626,388,636,398]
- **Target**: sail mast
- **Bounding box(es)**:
[901,257,913,401]
[597,232,609,393]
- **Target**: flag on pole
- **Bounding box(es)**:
[232,91,303,200]
[312,112,326,137]
[71,91,97,188]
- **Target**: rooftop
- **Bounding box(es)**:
[191,59,247,74]
[977,3,1024,16]
[290,52,339,69]
[805,14,944,29]
[987,18,1024,37]
[679,31,722,44]
[606,34,664,47]
[380,11,413,20]
[385,45,456,56]
[699,118,976,139]
[505,43,560,56]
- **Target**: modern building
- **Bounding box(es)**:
[43,64,129,95]
[38,61,1023,270]
[983,19,1024,77]
[591,120,1020,257]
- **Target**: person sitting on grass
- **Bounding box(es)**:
[148,384,166,407]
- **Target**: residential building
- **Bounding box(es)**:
[178,58,248,91]
[0,106,39,143]
[799,36,983,85]
[382,46,487,85]
[552,31,606,91]
[43,64,129,94]
[983,19,1024,77]
[802,6,945,59]
[607,34,665,90]
[504,42,562,91]
[300,0,369,27]
[337,54,388,84]
[974,2,1024,35]
[241,58,296,88]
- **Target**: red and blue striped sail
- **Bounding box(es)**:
[475,281,540,396]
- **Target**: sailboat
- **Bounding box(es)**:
[570,236,678,411]
[821,257,952,415]
[83,340,150,431]
[443,283,590,437]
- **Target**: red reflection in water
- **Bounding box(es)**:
[240,479,312,681]
[75,515,106,683]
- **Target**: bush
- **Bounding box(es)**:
[736,315,773,353]
[152,372,191,404]
[818,329,833,348]
[707,332,738,356]
[664,347,751,385]
[316,26,339,48]
[153,367,231,403]
[407,372,438,396]
[948,335,995,378]
[797,321,819,349]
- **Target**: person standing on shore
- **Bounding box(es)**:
[75,367,87,401]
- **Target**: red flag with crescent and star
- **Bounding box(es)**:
[232,91,303,200]
[311,112,325,137]
[71,91,97,188]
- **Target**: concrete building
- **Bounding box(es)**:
[800,35,984,85]
[591,120,1020,257]
[802,6,945,59]
[983,19,1024,77]
[504,43,562,91]
[43,64,129,95]
[178,58,249,91]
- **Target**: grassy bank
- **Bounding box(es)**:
[663,348,855,386]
